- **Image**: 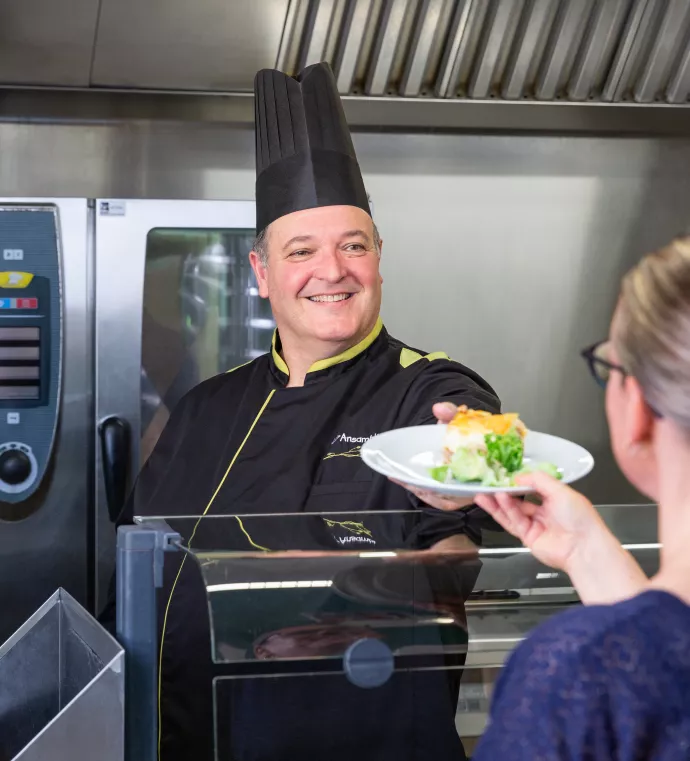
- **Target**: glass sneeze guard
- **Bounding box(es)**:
[134,505,659,671]
[129,505,658,760]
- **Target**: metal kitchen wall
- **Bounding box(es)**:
[1,121,689,557]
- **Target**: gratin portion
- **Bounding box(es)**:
[431,405,559,487]
[444,405,526,462]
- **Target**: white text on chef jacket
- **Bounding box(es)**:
[331,433,374,445]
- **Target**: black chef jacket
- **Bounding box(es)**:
[103,318,501,761]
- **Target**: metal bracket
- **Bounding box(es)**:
[144,518,182,587]
[116,521,181,761]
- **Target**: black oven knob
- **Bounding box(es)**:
[0,449,32,486]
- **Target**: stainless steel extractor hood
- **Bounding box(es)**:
[1,0,689,134]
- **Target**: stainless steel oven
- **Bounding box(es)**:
[0,197,274,635]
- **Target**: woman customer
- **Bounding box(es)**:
[412,235,690,759]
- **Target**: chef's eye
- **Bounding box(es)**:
[344,243,365,252]
[289,249,311,258]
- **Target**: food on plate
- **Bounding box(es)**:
[429,406,561,487]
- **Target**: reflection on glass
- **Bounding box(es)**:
[140,228,275,464]
[204,550,476,664]
[135,506,659,669]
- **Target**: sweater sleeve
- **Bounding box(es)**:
[472,602,673,761]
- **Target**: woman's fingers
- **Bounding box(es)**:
[475,492,532,541]
[474,494,499,514]
[475,494,516,532]
[514,470,565,498]
[494,492,533,538]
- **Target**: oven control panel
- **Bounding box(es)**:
[0,206,62,503]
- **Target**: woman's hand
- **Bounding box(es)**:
[391,402,474,512]
[474,472,648,605]
[473,471,603,571]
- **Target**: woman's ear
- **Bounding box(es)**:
[624,375,655,451]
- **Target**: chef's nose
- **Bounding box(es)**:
[314,248,348,282]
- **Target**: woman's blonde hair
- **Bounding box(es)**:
[616,235,690,431]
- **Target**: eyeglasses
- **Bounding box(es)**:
[581,340,663,418]
[580,341,627,389]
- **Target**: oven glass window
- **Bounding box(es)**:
[141,228,274,464]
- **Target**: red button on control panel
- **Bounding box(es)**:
[15,298,38,309]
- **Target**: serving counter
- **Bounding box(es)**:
[0,503,657,760]
[117,504,657,761]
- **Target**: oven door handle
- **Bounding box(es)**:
[99,416,131,523]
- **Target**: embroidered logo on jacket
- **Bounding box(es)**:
[323,446,361,460]
[324,432,376,460]
[323,518,376,546]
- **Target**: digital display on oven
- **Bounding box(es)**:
[0,326,41,400]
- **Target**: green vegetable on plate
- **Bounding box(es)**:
[429,431,561,488]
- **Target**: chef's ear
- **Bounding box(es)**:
[377,238,383,284]
[249,250,270,298]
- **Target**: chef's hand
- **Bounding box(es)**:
[391,402,474,512]
[431,401,458,425]
[473,472,647,604]
[391,478,474,512]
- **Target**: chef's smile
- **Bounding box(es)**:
[306,292,356,303]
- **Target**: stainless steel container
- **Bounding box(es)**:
[0,588,124,761]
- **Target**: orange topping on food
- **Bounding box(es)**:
[448,405,527,438]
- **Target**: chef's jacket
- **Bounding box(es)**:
[103,317,501,761]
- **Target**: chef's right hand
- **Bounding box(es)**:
[473,471,607,574]
[432,402,457,424]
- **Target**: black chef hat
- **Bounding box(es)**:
[254,61,371,234]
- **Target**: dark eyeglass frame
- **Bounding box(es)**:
[580,340,662,418]
[580,341,626,389]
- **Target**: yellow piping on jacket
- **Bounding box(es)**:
[157,389,275,759]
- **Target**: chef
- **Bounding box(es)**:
[102,61,500,761]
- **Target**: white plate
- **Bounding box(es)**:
[360,425,594,496]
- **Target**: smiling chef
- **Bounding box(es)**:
[104,61,501,761]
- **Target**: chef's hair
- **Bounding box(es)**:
[252,219,382,267]
[616,234,690,432]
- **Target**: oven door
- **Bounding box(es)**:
[94,199,273,611]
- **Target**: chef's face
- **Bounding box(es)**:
[250,205,382,352]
